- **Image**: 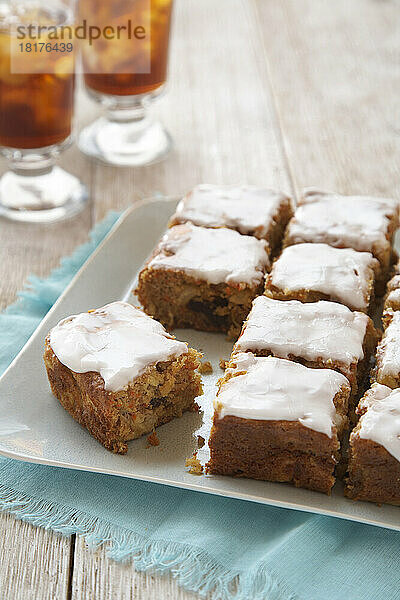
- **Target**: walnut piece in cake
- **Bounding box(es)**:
[265,242,379,313]
[44,302,203,454]
[284,189,399,294]
[345,383,400,505]
[169,184,293,256]
[206,352,350,493]
[234,296,379,403]
[199,360,213,374]
[136,223,270,338]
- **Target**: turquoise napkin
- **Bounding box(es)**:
[0,213,399,600]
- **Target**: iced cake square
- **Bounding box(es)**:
[169,184,293,256]
[206,353,350,493]
[345,383,400,505]
[264,242,379,313]
[136,223,270,338]
[44,302,203,454]
[384,260,400,311]
[375,309,400,388]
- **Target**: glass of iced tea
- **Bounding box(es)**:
[0,0,87,222]
[78,0,173,167]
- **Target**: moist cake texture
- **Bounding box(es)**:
[345,383,400,505]
[264,242,378,313]
[284,188,399,293]
[375,309,400,388]
[207,352,350,493]
[169,184,293,255]
[44,302,202,454]
[234,296,379,400]
[136,223,270,338]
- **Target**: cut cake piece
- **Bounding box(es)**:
[264,242,379,314]
[345,383,400,505]
[169,184,293,256]
[206,353,350,494]
[44,301,202,454]
[136,223,270,338]
[375,309,400,389]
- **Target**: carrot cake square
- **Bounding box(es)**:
[206,353,350,493]
[44,302,203,454]
[284,189,399,294]
[345,383,400,505]
[136,223,270,338]
[375,309,400,388]
[234,296,379,401]
[169,184,293,256]
[384,260,400,311]
[264,242,379,313]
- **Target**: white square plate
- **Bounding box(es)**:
[0,198,399,531]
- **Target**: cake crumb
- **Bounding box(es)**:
[219,358,228,370]
[197,435,205,448]
[146,431,160,447]
[185,454,203,475]
[199,360,213,374]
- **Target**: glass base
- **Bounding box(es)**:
[78,116,172,167]
[0,166,88,223]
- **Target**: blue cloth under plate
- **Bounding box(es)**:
[0,212,399,600]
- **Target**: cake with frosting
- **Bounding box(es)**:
[169,184,293,256]
[384,260,400,311]
[44,302,203,454]
[265,242,379,313]
[234,296,379,403]
[345,383,400,505]
[136,223,270,338]
[206,352,350,493]
[375,309,400,389]
[284,189,399,293]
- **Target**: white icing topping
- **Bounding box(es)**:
[385,288,400,309]
[173,184,290,239]
[387,274,400,292]
[269,243,378,311]
[376,311,400,381]
[49,302,189,392]
[235,296,368,367]
[286,189,398,259]
[215,353,349,437]
[148,223,270,287]
[358,382,392,408]
[355,384,400,462]
[384,275,400,309]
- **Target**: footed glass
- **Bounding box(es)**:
[0,1,87,223]
[78,0,173,167]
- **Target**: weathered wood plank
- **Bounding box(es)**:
[72,538,205,600]
[0,512,71,600]
[255,0,400,198]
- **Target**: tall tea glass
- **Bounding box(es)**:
[0,1,87,223]
[78,0,173,167]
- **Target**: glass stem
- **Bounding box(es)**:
[9,153,55,177]
[106,99,147,124]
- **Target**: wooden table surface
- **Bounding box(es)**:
[0,1,399,598]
